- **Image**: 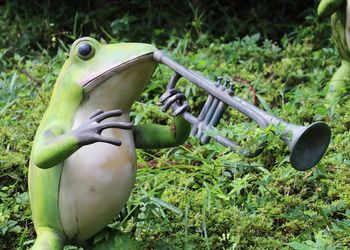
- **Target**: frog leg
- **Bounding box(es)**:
[31,227,66,250]
[318,0,350,110]
[133,89,191,149]
[326,60,350,112]
[318,0,345,18]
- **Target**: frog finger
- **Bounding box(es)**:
[93,110,123,122]
[88,109,104,119]
[318,0,344,18]
[97,122,133,133]
[161,93,187,112]
[172,103,189,116]
[157,89,182,104]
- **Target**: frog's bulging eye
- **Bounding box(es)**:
[76,42,95,60]
[78,43,92,56]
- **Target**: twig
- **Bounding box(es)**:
[232,76,258,105]
[18,68,45,102]
[19,68,43,86]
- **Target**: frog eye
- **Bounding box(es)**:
[76,42,95,60]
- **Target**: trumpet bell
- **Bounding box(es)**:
[286,122,331,171]
[153,50,332,171]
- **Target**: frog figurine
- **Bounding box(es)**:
[29,37,191,249]
[318,0,350,110]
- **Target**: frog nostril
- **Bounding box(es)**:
[78,43,92,56]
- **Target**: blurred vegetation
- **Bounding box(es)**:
[0,0,324,55]
[1,0,350,249]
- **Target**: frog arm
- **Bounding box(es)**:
[132,116,191,149]
[32,123,80,169]
[32,109,132,169]
[318,0,345,18]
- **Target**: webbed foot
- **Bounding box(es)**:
[32,228,65,250]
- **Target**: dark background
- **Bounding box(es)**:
[0,0,322,54]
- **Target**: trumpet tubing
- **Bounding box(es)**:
[153,50,331,171]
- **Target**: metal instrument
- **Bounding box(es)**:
[154,50,331,171]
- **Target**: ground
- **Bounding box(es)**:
[1,1,350,249]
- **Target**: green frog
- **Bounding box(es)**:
[318,0,350,110]
[29,37,191,249]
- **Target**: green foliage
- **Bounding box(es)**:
[1,1,350,249]
[0,0,324,54]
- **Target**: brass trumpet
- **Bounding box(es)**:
[154,50,331,171]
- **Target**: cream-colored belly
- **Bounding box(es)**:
[58,126,136,241]
[57,59,156,241]
[58,114,136,241]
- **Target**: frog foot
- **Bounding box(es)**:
[32,227,65,250]
[157,89,189,116]
[73,109,133,146]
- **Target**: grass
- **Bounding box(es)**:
[1,1,350,249]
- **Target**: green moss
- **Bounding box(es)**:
[1,4,350,249]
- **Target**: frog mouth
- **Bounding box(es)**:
[81,52,155,93]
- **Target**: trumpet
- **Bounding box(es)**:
[153,50,331,171]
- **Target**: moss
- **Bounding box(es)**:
[2,6,350,249]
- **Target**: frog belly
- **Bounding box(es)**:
[58,128,136,241]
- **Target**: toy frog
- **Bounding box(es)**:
[318,0,350,109]
[29,35,332,249]
[29,37,191,249]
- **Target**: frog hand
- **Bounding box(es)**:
[73,109,132,146]
[157,89,189,116]
[318,0,345,18]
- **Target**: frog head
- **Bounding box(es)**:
[58,37,158,111]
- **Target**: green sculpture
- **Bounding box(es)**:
[29,37,190,249]
[318,0,350,110]
[29,36,331,249]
